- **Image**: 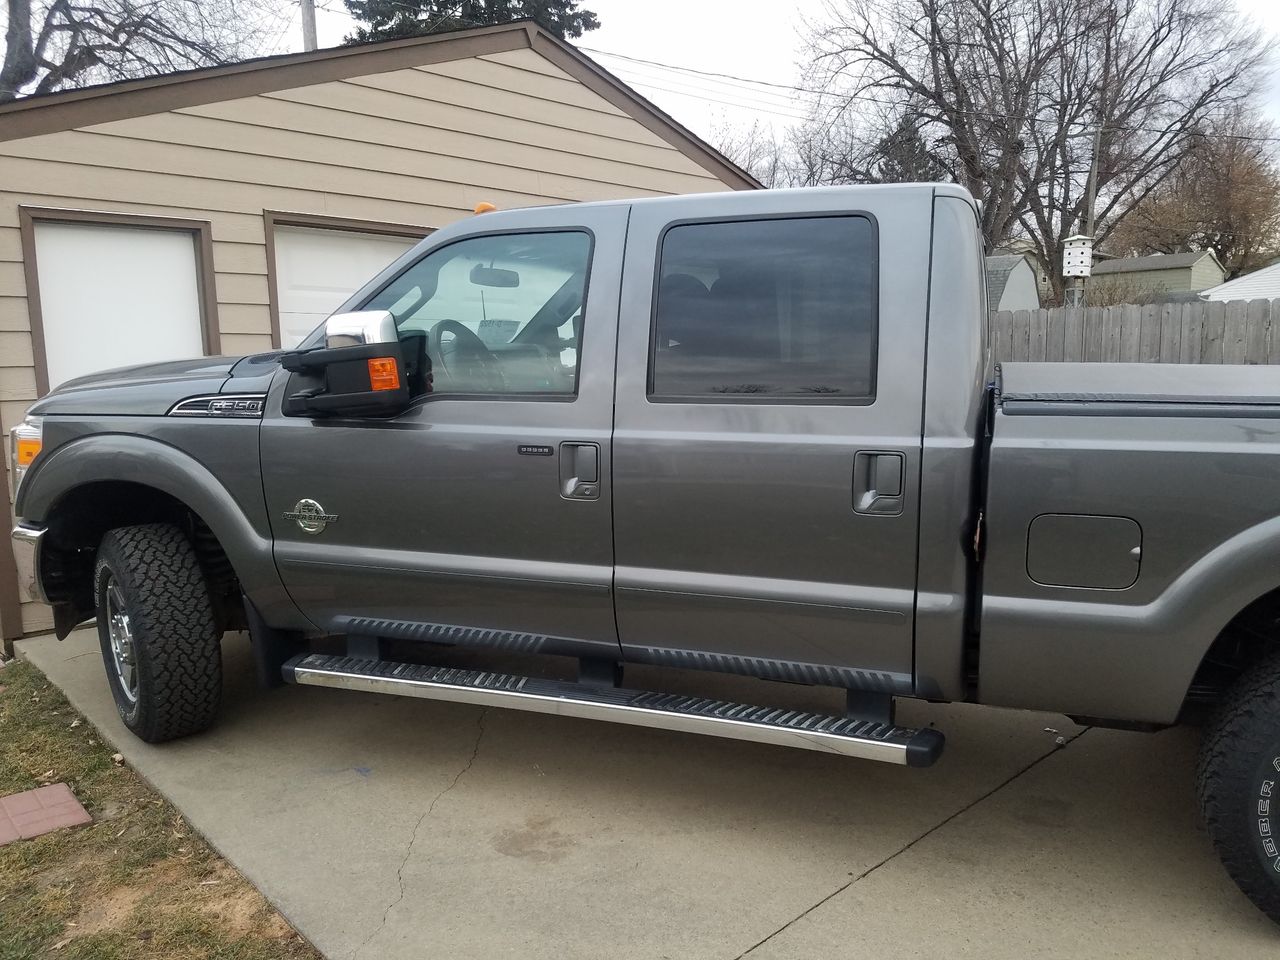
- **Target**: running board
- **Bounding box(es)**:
[282,654,944,767]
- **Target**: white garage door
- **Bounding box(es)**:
[273,226,418,348]
[32,221,206,390]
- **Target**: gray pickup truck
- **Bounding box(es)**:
[11,183,1280,923]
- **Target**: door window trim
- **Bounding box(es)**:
[644,211,880,406]
[357,226,598,404]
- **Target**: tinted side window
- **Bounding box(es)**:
[649,216,877,401]
[363,231,591,396]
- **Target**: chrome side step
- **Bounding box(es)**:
[282,654,944,767]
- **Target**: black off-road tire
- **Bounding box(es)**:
[1197,650,1280,925]
[94,523,222,743]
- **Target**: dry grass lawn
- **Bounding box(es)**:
[0,657,322,960]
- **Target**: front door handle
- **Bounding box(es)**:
[560,442,600,500]
[853,451,905,515]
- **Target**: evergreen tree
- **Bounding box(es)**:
[868,113,948,184]
[344,0,600,43]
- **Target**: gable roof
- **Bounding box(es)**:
[1093,250,1222,275]
[985,254,1027,306]
[1201,261,1280,302]
[0,20,759,190]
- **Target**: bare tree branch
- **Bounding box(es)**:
[2,0,293,103]
[800,0,1264,302]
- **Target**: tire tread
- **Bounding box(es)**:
[96,523,221,743]
[1197,650,1280,923]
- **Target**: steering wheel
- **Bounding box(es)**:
[429,319,505,393]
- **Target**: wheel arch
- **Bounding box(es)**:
[18,434,306,636]
[1182,583,1280,721]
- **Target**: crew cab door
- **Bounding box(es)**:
[259,204,627,657]
[611,191,931,691]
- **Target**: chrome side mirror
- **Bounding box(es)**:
[282,309,409,419]
[324,310,398,349]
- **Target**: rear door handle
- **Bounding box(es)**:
[853,451,905,515]
[560,442,600,500]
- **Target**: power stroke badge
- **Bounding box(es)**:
[283,499,339,535]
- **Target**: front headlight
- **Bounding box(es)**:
[11,415,43,494]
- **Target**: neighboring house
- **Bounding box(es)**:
[0,20,757,636]
[1090,250,1226,298]
[994,238,1052,301]
[1201,261,1280,302]
[985,255,1041,311]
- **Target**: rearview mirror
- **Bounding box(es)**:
[281,310,409,418]
[469,264,520,288]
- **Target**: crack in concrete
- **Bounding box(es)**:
[352,709,487,960]
[730,728,1091,959]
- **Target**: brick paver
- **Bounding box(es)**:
[0,783,91,844]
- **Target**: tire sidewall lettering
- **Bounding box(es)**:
[1258,756,1280,874]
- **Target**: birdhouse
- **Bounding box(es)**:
[1062,235,1094,278]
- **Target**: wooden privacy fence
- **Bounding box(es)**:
[990,298,1280,365]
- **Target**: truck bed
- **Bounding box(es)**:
[999,361,1280,411]
[980,362,1280,723]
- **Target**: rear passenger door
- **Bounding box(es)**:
[611,191,931,691]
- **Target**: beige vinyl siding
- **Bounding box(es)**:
[1094,258,1224,297]
[0,43,734,633]
[1095,267,1192,295]
[1190,256,1226,292]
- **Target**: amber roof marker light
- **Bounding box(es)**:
[474,202,498,215]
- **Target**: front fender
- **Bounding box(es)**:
[19,432,311,632]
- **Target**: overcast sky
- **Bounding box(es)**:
[307,0,1280,142]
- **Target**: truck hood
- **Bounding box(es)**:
[26,354,283,416]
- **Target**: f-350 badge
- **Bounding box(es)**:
[284,499,338,535]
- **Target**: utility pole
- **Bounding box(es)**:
[301,0,318,52]
[1077,126,1103,308]
[1066,126,1103,308]
[1085,126,1102,240]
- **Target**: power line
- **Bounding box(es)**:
[604,68,822,121]
[605,63,831,118]
[580,45,1280,144]
[612,77,816,123]
[303,6,1280,144]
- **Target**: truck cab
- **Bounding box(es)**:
[257,185,981,708]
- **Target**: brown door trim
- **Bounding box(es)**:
[263,210,434,349]
[18,206,221,396]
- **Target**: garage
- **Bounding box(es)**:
[267,217,426,348]
[0,20,756,637]
[24,211,216,391]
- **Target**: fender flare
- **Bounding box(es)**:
[1155,513,1280,704]
[18,433,311,632]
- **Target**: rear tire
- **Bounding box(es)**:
[1197,650,1280,924]
[94,523,222,743]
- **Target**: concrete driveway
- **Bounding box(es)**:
[20,628,1278,959]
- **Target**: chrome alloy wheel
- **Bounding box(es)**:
[105,577,138,703]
